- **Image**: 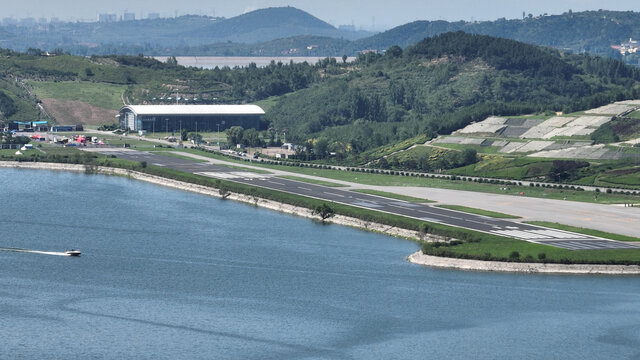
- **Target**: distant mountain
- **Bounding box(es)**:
[2,8,640,65]
[350,10,640,61]
[0,7,373,55]
[186,7,370,44]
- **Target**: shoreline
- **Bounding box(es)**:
[3,161,639,275]
[408,251,640,275]
[0,161,434,242]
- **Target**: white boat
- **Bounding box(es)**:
[65,249,81,257]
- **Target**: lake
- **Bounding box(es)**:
[1,168,639,359]
[154,56,356,68]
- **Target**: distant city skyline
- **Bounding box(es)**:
[3,0,640,30]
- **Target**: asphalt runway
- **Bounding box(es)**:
[85,148,640,251]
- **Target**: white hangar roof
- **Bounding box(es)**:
[120,105,265,116]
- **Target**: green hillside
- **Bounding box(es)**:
[266,32,640,162]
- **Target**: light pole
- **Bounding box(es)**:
[195,121,198,145]
[217,123,220,147]
[179,120,182,142]
[165,118,168,137]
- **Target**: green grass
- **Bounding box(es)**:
[524,221,640,242]
[252,96,281,112]
[426,236,640,265]
[627,110,640,119]
[435,143,501,154]
[351,189,434,203]
[449,156,554,180]
[436,204,520,219]
[278,175,347,187]
[27,80,126,110]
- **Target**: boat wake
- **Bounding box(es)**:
[0,247,77,257]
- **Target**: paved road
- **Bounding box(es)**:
[84,148,640,251]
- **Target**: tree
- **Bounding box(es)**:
[386,45,403,58]
[166,56,178,66]
[188,132,202,144]
[227,126,244,146]
[591,123,619,144]
[459,148,478,166]
[313,203,335,222]
[242,128,261,147]
[342,54,348,64]
[314,137,329,158]
[218,183,231,199]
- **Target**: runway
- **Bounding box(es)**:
[84,148,640,251]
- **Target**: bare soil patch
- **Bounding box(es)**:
[41,98,118,125]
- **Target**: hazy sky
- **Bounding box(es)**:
[5,0,640,30]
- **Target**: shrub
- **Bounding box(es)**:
[509,251,520,260]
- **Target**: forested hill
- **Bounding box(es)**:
[350,10,640,61]
[266,32,640,158]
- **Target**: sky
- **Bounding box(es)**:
[4,0,640,30]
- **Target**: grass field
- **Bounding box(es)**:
[436,204,520,219]
[427,236,640,264]
[27,81,126,110]
[435,143,502,154]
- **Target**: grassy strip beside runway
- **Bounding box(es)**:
[421,236,640,265]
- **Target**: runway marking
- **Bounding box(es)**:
[353,201,382,208]
[388,203,415,210]
[298,187,313,191]
[390,202,421,208]
[323,192,345,198]
[533,240,640,250]
[268,181,286,186]
[153,163,165,167]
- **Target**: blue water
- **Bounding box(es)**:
[1,169,639,359]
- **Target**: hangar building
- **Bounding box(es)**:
[118,105,265,132]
